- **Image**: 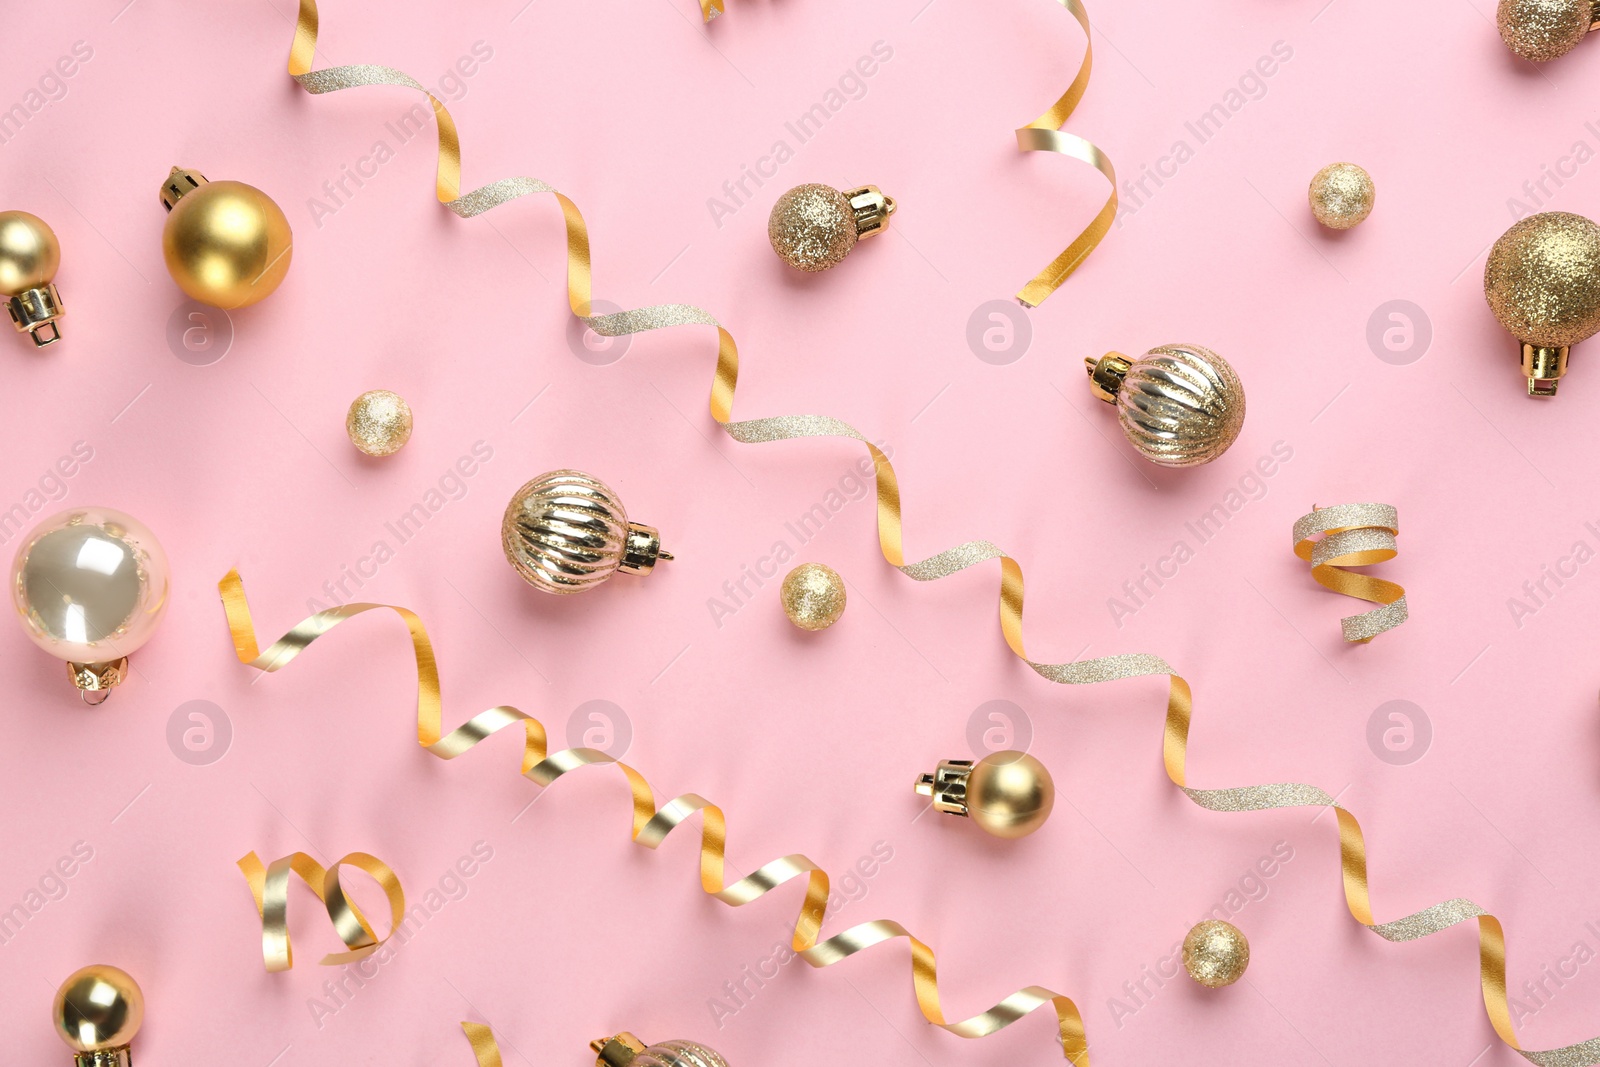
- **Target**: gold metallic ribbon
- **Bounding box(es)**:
[270,4,1586,1061]
[1292,503,1408,642]
[237,850,406,972]
[458,1022,503,1067]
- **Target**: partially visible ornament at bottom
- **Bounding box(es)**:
[502,470,671,594]
[1084,344,1246,467]
[1308,162,1375,230]
[346,389,413,456]
[592,1031,728,1067]
[0,209,65,346]
[780,562,846,630]
[915,751,1055,839]
[1182,920,1250,988]
[768,182,895,271]
[53,964,144,1067]
[1497,0,1598,62]
[1484,211,1600,396]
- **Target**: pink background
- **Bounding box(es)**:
[4,0,1600,1063]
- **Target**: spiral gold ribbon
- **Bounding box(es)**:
[1292,503,1408,642]
[236,850,406,972]
[269,4,1588,1061]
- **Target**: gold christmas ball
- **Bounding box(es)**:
[53,965,144,1053]
[346,390,414,457]
[160,166,292,309]
[0,210,59,295]
[1308,163,1375,230]
[780,562,847,630]
[768,183,894,271]
[968,751,1054,839]
[1497,0,1595,61]
[502,470,670,595]
[1182,920,1250,988]
[1086,345,1245,467]
[1485,211,1600,348]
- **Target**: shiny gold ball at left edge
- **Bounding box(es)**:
[780,562,846,630]
[0,210,60,294]
[1308,163,1375,230]
[53,964,144,1052]
[162,179,292,308]
[346,390,414,457]
[1182,920,1250,988]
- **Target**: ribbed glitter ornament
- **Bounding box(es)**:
[768,183,895,271]
[1084,344,1246,467]
[501,470,670,595]
[1484,211,1600,395]
[592,1032,728,1067]
[1496,0,1598,61]
[1307,162,1375,230]
[345,390,413,456]
[780,562,846,630]
[1182,920,1250,988]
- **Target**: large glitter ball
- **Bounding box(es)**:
[1182,920,1250,988]
[1308,162,1375,230]
[1116,345,1245,467]
[1497,0,1593,62]
[345,390,414,457]
[781,562,847,630]
[768,184,857,272]
[1484,211,1600,347]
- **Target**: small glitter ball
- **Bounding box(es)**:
[768,184,857,272]
[346,389,414,457]
[781,563,847,631]
[1497,0,1593,61]
[1182,920,1250,988]
[1308,163,1375,230]
[1484,211,1600,347]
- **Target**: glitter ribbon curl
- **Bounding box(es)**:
[1292,503,1408,642]
[237,850,406,972]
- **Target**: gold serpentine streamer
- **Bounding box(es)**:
[219,570,1092,1062]
[272,3,1587,1060]
[1292,503,1408,642]
[236,850,406,972]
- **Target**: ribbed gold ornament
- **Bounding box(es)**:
[501,470,670,595]
[592,1033,727,1067]
[1085,344,1245,467]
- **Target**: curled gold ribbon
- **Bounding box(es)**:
[1292,503,1408,642]
[458,1022,502,1067]
[237,850,406,972]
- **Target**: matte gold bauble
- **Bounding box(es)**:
[1307,162,1375,230]
[345,390,413,457]
[1484,210,1600,396]
[159,166,292,309]
[1182,920,1250,988]
[768,183,895,271]
[0,209,65,346]
[1497,0,1598,61]
[52,964,144,1063]
[916,750,1055,839]
[780,562,846,630]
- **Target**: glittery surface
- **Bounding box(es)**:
[768,184,857,271]
[1293,502,1407,642]
[1307,162,1375,229]
[780,563,846,631]
[1484,211,1600,347]
[1114,344,1245,467]
[344,390,413,457]
[1182,920,1250,988]
[1496,0,1595,61]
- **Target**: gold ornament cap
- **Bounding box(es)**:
[916,751,1055,839]
[1497,0,1600,61]
[1484,210,1600,396]
[1182,919,1250,988]
[53,964,144,1066]
[159,166,209,211]
[1085,344,1246,467]
[0,209,65,346]
[768,183,896,271]
[67,658,129,706]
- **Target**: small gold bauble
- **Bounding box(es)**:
[346,390,414,457]
[53,964,144,1054]
[0,209,65,346]
[1308,162,1375,230]
[1497,0,1596,61]
[1182,919,1250,988]
[159,166,292,309]
[1085,344,1246,467]
[968,751,1054,839]
[768,183,895,271]
[780,562,846,630]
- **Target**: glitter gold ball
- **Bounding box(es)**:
[345,390,414,457]
[1182,920,1250,988]
[769,184,857,272]
[1497,0,1594,61]
[1484,211,1600,347]
[1308,163,1375,230]
[780,562,846,630]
